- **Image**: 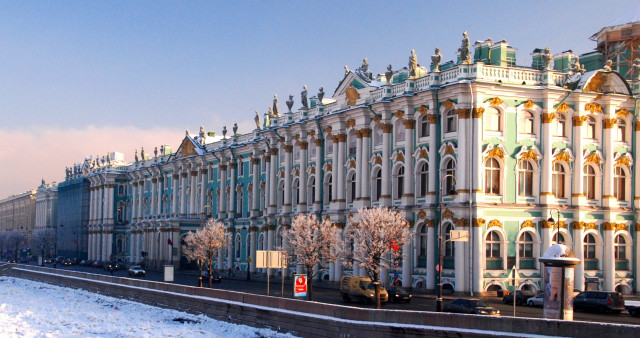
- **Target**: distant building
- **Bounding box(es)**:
[56,177,90,259]
[34,180,58,230]
[63,14,640,295]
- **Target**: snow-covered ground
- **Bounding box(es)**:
[0,276,297,337]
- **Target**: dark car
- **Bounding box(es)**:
[104,261,116,271]
[6,259,16,263]
[444,299,500,316]
[43,258,52,264]
[115,262,127,270]
[79,260,92,266]
[573,291,625,314]
[91,261,104,268]
[201,270,222,283]
[128,265,146,277]
[63,259,73,266]
[385,286,412,303]
[502,290,535,306]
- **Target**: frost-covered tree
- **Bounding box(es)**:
[182,218,228,287]
[3,230,26,261]
[284,214,343,301]
[30,228,56,264]
[345,207,411,309]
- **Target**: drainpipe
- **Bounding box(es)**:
[433,87,442,291]
[314,118,325,216]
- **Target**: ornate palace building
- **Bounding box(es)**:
[62,16,640,295]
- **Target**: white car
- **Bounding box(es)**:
[527,294,544,307]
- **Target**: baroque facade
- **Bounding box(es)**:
[65,22,640,295]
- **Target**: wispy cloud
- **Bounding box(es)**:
[0,126,179,198]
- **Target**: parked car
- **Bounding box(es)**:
[573,291,625,314]
[63,259,73,266]
[91,261,104,268]
[79,260,92,266]
[104,261,116,271]
[626,302,640,317]
[201,270,222,283]
[502,290,535,306]
[6,259,16,263]
[128,265,146,277]
[444,299,500,316]
[55,256,66,264]
[43,258,52,264]
[339,276,388,304]
[115,262,127,270]
[527,294,544,307]
[385,286,412,303]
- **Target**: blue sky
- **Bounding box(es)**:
[0,0,637,197]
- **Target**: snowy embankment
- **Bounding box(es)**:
[0,276,296,337]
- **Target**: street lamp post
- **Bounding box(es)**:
[547,209,561,244]
[436,174,456,312]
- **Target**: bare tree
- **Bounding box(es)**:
[4,230,26,261]
[31,228,56,265]
[284,214,343,301]
[345,207,411,309]
[182,218,228,287]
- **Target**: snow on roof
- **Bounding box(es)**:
[605,4,640,27]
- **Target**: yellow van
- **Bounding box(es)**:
[340,276,389,304]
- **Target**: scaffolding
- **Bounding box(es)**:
[590,17,640,80]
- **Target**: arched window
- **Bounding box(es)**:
[348,130,357,156]
[485,230,502,270]
[484,107,501,132]
[324,174,333,204]
[616,119,626,142]
[519,111,534,134]
[584,234,596,259]
[277,180,284,208]
[395,120,405,143]
[292,178,299,206]
[417,162,428,198]
[552,162,566,198]
[583,165,596,200]
[614,235,627,261]
[307,176,315,206]
[444,223,455,257]
[445,110,457,133]
[519,232,534,258]
[372,168,382,202]
[418,224,428,268]
[614,166,626,201]
[552,232,566,245]
[258,233,264,250]
[517,160,534,197]
[554,114,567,137]
[325,136,333,156]
[393,165,404,200]
[443,159,456,195]
[237,190,244,218]
[586,116,597,139]
[235,234,241,259]
[484,158,500,195]
[294,144,300,161]
[373,126,383,147]
[419,115,430,138]
[309,140,317,158]
[259,186,265,215]
[346,171,356,203]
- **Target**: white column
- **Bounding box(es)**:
[572,111,585,205]
[171,175,178,216]
[402,120,415,205]
[602,114,615,207]
[251,159,260,216]
[228,164,236,217]
[200,169,207,217]
[138,181,144,219]
[426,223,435,290]
[249,229,256,272]
[150,178,157,216]
[541,221,553,254]
[264,154,272,214]
[283,145,292,213]
[180,173,187,216]
[299,142,308,212]
[157,177,164,216]
[455,236,466,292]
[330,135,339,207]
[131,184,137,222]
[219,165,227,218]
[314,140,322,212]
[402,241,412,288]
[540,109,554,204]
[268,149,278,215]
[603,224,615,291]
[360,129,371,206]
[636,225,640,293]
[355,132,363,202]
[336,134,346,209]
[573,224,585,291]
[190,171,197,217]
[472,222,483,294]
[428,115,438,196]
[456,110,467,201]
[106,185,114,223]
[380,123,392,206]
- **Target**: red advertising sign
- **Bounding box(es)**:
[294,274,307,297]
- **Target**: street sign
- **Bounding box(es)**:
[510,266,520,287]
[256,250,287,268]
[294,274,307,297]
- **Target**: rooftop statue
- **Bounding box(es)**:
[317,87,325,104]
[569,56,584,75]
[222,125,227,138]
[233,123,238,136]
[272,94,280,116]
[286,95,294,112]
[254,110,261,129]
[355,58,372,81]
[160,145,165,154]
[301,85,308,109]
[431,48,442,72]
[541,47,553,71]
[408,49,418,78]
[603,59,613,71]
[141,147,145,161]
[199,125,205,138]
[459,31,471,64]
[154,147,158,158]
[344,65,350,75]
[385,65,393,83]
[135,149,139,163]
[107,152,111,164]
[268,105,275,117]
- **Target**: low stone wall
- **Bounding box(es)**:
[2,264,638,337]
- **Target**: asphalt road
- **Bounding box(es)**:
[23,262,640,326]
